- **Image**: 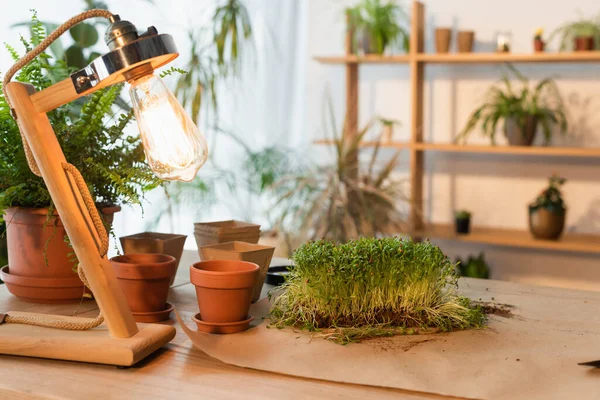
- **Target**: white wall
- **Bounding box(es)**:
[307,0,600,291]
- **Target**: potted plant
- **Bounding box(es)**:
[378,117,401,143]
[455,210,472,234]
[0,14,161,303]
[190,259,259,334]
[457,65,568,146]
[110,254,177,323]
[529,175,567,240]
[269,238,485,344]
[456,252,490,279]
[550,17,600,51]
[119,232,187,286]
[199,241,275,302]
[346,0,409,55]
[274,110,408,243]
[534,28,545,52]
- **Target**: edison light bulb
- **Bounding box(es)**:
[129,74,208,181]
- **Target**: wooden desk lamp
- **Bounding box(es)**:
[0,10,208,366]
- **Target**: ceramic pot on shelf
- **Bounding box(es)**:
[199,241,275,302]
[457,31,475,53]
[529,207,566,240]
[435,28,452,53]
[574,37,594,51]
[455,217,471,235]
[193,220,260,247]
[504,115,538,146]
[119,232,187,286]
[110,253,177,323]
[534,38,545,52]
[190,260,259,334]
[0,206,120,303]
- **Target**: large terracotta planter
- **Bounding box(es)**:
[2,206,119,303]
[457,31,475,53]
[435,28,452,53]
[529,207,566,240]
[504,115,538,146]
[199,241,275,302]
[120,232,187,285]
[190,260,258,324]
[194,220,260,248]
[110,253,177,322]
[574,36,595,51]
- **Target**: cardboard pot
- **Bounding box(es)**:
[2,206,119,303]
[199,241,275,302]
[190,260,259,323]
[120,232,187,285]
[435,28,452,53]
[194,220,260,247]
[110,253,177,322]
[457,31,475,53]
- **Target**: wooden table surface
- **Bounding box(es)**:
[0,251,450,400]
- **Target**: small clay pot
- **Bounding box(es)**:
[110,254,177,319]
[529,207,566,240]
[574,36,595,51]
[190,260,259,323]
[120,232,187,286]
[455,218,471,235]
[435,28,452,53]
[534,38,545,52]
[199,241,275,303]
[457,31,475,53]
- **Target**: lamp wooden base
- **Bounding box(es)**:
[0,311,176,366]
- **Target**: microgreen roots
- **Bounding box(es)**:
[269,238,485,344]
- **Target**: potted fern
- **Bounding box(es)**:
[346,0,409,55]
[458,65,568,147]
[0,14,160,303]
[529,175,567,240]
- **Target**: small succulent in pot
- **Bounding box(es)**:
[529,175,567,240]
[534,28,545,52]
[455,210,472,235]
[378,117,401,143]
[456,252,490,279]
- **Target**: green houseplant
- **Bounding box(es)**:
[269,237,486,344]
[0,13,160,302]
[457,252,490,279]
[550,16,600,51]
[274,106,408,244]
[454,210,471,235]
[529,175,567,240]
[347,0,409,55]
[458,65,567,147]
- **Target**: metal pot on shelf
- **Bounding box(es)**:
[504,115,538,146]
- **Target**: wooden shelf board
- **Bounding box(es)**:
[418,51,600,64]
[314,139,411,149]
[414,143,600,157]
[420,224,600,254]
[313,55,411,64]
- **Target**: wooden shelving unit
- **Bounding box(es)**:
[314,0,600,255]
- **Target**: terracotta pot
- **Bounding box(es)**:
[120,232,187,286]
[0,265,86,303]
[529,207,566,240]
[574,36,595,51]
[3,206,119,303]
[110,254,177,319]
[194,220,260,248]
[504,115,538,146]
[190,260,259,323]
[199,241,275,302]
[457,31,475,53]
[534,38,545,52]
[0,222,7,270]
[435,28,452,53]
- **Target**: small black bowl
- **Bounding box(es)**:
[265,265,293,286]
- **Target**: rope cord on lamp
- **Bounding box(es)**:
[0,9,114,331]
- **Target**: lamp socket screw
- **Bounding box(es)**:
[76,76,89,87]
